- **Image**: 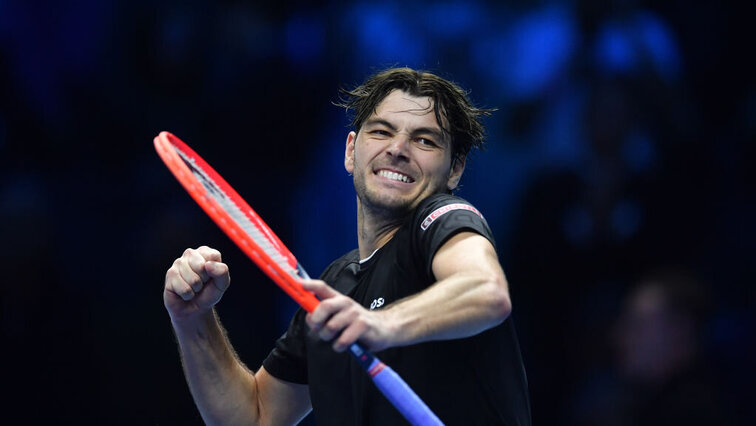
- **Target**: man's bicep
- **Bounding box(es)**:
[255,366,312,425]
[431,231,507,286]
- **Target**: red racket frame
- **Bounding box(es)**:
[154,131,319,312]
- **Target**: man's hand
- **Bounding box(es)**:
[302,280,395,353]
[164,246,230,323]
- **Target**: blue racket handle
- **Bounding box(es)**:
[348,343,444,425]
[296,268,442,424]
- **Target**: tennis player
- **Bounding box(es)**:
[164,68,531,425]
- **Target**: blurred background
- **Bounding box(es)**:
[1,0,753,424]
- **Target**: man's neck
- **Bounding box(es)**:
[355,199,409,259]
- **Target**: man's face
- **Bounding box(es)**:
[344,90,465,216]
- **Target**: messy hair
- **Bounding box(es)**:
[335,67,495,164]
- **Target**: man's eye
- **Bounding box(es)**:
[371,130,390,136]
[416,138,437,147]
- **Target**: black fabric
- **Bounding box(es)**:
[263,194,531,425]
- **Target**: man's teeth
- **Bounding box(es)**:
[378,170,411,183]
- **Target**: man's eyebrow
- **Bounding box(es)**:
[363,118,398,131]
[364,119,445,140]
[413,126,444,139]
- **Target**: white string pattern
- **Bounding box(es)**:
[175,148,297,277]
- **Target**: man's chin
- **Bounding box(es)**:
[361,192,415,216]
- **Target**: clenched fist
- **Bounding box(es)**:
[164,246,230,322]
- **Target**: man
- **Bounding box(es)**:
[164,68,531,425]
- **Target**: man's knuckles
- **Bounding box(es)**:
[197,245,222,261]
[168,279,195,301]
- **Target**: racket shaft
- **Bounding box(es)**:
[261,256,443,424]
[349,343,444,425]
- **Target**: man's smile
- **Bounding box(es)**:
[374,168,415,184]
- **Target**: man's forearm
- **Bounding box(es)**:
[173,309,260,426]
[381,271,511,347]
[381,232,512,347]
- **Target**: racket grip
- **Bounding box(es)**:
[349,343,444,426]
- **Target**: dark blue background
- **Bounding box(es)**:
[1,1,752,424]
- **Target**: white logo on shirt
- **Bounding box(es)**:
[370,298,385,310]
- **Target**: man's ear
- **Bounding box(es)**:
[344,131,356,174]
[447,156,466,191]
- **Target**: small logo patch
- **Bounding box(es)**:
[420,203,482,230]
[370,298,385,310]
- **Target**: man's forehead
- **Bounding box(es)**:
[371,90,447,130]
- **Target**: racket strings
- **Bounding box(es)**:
[176,150,296,277]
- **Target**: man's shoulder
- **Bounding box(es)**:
[412,193,485,231]
[333,248,361,263]
[415,193,480,214]
[319,248,360,281]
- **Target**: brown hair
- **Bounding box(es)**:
[335,67,495,164]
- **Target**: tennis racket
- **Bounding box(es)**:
[154,131,443,426]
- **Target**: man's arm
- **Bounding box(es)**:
[166,246,312,425]
[303,232,511,352]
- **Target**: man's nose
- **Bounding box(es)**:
[385,133,411,158]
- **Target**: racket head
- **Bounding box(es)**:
[154,131,319,312]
